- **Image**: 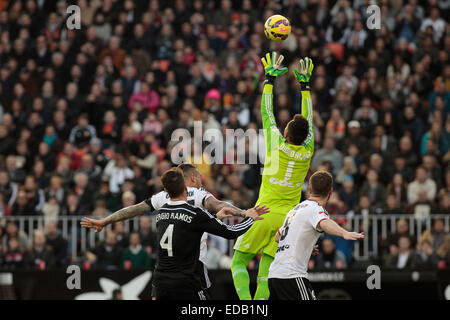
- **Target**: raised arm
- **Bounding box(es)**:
[260,52,288,151]
[294,57,315,152]
[80,201,150,233]
[319,219,364,240]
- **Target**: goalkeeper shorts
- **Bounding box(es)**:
[233,213,286,258]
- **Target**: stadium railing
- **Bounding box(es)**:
[1,214,449,261]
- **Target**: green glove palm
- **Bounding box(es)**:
[261,52,288,77]
[293,57,314,83]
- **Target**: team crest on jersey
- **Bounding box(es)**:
[285,210,297,227]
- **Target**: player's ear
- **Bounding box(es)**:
[284,121,290,140]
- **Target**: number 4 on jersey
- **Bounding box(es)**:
[160,224,174,257]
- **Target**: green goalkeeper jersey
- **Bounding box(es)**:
[257,83,314,215]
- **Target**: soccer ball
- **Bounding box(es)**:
[264,15,291,42]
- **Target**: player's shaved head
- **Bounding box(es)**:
[177,163,202,188]
[285,114,309,145]
[161,167,186,198]
[177,163,197,177]
[309,170,333,197]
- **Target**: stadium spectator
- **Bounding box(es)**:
[2,237,25,270]
[404,189,437,218]
[325,108,346,140]
[102,154,135,194]
[315,238,347,270]
[85,230,122,270]
[407,166,437,204]
[385,236,416,269]
[91,199,110,220]
[360,169,386,210]
[0,193,11,217]
[45,221,68,268]
[77,154,103,188]
[422,154,442,189]
[437,193,450,214]
[437,236,450,267]
[412,233,439,269]
[12,189,36,216]
[5,155,26,186]
[311,136,343,176]
[0,170,18,207]
[395,136,419,170]
[423,219,449,253]
[353,194,375,217]
[69,114,98,149]
[121,232,152,269]
[2,221,29,252]
[138,215,157,258]
[113,221,129,250]
[61,191,86,216]
[41,196,60,223]
[383,193,403,215]
[24,230,56,270]
[338,176,358,211]
[382,219,416,256]
[386,173,408,207]
[128,81,160,113]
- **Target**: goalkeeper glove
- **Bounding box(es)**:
[293,57,314,90]
[261,52,288,84]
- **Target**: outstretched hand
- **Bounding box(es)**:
[293,57,314,83]
[243,205,270,221]
[343,231,365,241]
[80,217,105,233]
[216,207,236,219]
[261,52,288,77]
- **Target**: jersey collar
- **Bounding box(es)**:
[307,199,329,215]
[307,199,321,206]
[168,200,187,205]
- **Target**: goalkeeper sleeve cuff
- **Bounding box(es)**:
[264,75,276,85]
[299,82,310,91]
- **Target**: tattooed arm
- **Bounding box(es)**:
[80,201,151,233]
[204,196,246,218]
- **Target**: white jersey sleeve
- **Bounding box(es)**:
[144,190,169,211]
[191,187,213,208]
[308,208,329,232]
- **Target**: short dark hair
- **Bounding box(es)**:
[287,114,309,145]
[161,168,186,198]
[177,163,197,177]
[129,231,140,240]
[309,170,333,197]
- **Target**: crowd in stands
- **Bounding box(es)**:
[0,0,449,271]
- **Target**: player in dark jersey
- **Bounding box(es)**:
[80,167,269,299]
[152,167,268,300]
[80,163,247,298]
[145,164,239,297]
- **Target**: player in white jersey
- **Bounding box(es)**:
[268,171,364,300]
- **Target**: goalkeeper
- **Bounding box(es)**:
[231,52,315,300]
